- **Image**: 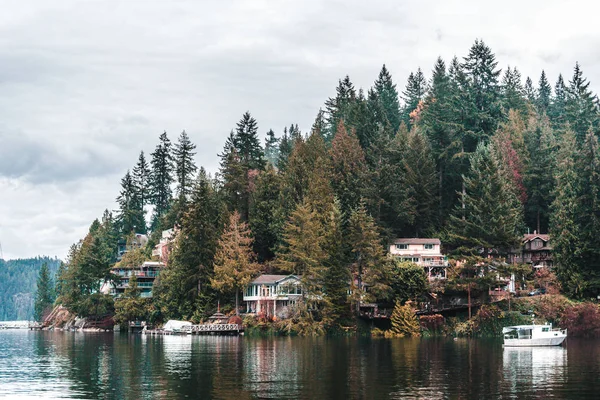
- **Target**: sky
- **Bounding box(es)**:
[1,0,600,260]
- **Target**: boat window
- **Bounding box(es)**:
[542,327,550,332]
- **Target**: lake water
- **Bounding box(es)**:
[0,330,599,399]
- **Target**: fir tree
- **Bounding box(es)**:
[537,70,552,113]
[234,112,265,170]
[462,39,503,136]
[524,76,536,103]
[347,204,387,311]
[34,263,55,322]
[388,300,421,337]
[401,68,427,128]
[211,211,261,315]
[149,131,174,230]
[330,122,368,224]
[324,75,356,142]
[173,130,198,199]
[501,66,526,113]
[132,151,150,207]
[264,129,280,167]
[373,64,401,132]
[116,170,145,234]
[447,142,522,257]
[549,74,567,125]
[277,127,294,172]
[565,63,599,142]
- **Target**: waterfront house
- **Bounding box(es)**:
[389,238,449,279]
[116,233,148,261]
[243,275,302,319]
[508,233,553,268]
[103,261,165,298]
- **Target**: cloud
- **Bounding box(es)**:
[2,0,600,259]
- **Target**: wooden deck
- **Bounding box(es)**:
[144,323,243,336]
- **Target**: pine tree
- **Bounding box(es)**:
[501,66,526,113]
[34,263,55,322]
[154,169,222,319]
[347,204,387,311]
[524,76,536,103]
[549,74,567,125]
[565,63,599,142]
[462,39,503,136]
[249,164,284,262]
[116,170,145,234]
[373,64,401,132]
[403,127,438,236]
[149,131,174,230]
[524,115,557,233]
[537,70,552,113]
[550,128,582,296]
[264,129,280,167]
[173,130,198,199]
[277,127,294,172]
[132,151,150,207]
[448,142,522,257]
[330,122,368,224]
[211,211,261,315]
[324,75,356,142]
[388,300,421,337]
[235,112,265,171]
[401,68,427,128]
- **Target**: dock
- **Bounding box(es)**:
[143,323,243,336]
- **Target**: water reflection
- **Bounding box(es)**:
[2,332,600,399]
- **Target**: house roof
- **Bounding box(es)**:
[523,234,550,243]
[250,274,300,285]
[393,238,441,245]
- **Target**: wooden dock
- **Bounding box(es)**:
[143,323,243,336]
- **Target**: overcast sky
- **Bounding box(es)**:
[1,0,600,260]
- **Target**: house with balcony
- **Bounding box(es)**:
[243,275,302,319]
[508,233,553,268]
[103,261,165,298]
[389,238,449,279]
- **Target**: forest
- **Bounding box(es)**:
[0,257,60,320]
[53,39,600,333]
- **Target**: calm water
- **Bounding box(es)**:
[0,331,599,399]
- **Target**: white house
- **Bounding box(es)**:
[243,275,302,319]
[389,238,449,279]
[152,228,176,264]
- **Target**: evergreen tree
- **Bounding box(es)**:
[403,127,439,236]
[462,39,503,137]
[549,74,567,125]
[211,211,261,315]
[524,76,536,103]
[277,127,294,172]
[234,112,265,170]
[565,63,599,142]
[401,68,427,128]
[132,151,150,207]
[373,64,401,132]
[264,129,280,167]
[249,164,284,262]
[113,274,151,325]
[116,170,145,234]
[537,70,552,113]
[329,122,368,224]
[173,130,198,199]
[149,131,174,230]
[388,300,421,337]
[347,204,387,312]
[324,75,356,142]
[501,66,526,113]
[524,115,557,233]
[34,263,55,322]
[447,142,522,257]
[154,169,222,319]
[550,128,583,296]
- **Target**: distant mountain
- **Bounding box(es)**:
[0,257,61,321]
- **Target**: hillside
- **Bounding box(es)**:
[0,257,61,321]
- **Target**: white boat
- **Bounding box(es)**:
[503,324,567,347]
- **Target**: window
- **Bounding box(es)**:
[396,244,408,250]
[542,327,549,332]
[424,244,434,250]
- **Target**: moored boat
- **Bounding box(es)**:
[503,324,567,347]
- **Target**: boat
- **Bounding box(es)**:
[502,324,567,347]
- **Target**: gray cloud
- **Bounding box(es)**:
[2,0,600,259]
